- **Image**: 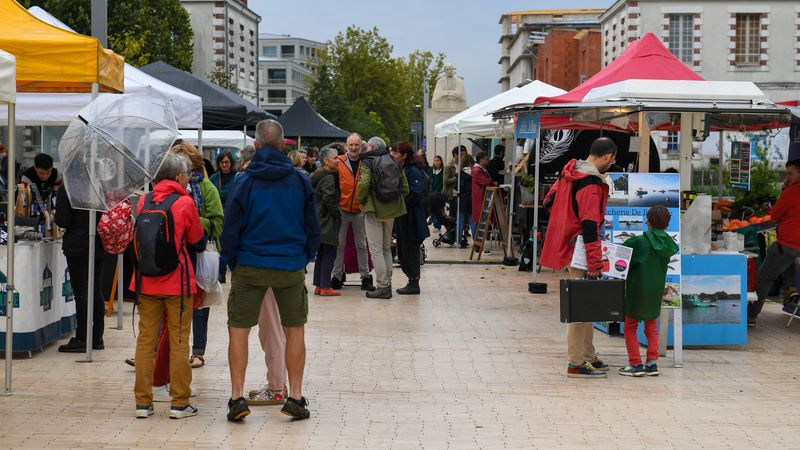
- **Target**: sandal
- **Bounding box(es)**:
[125,358,135,367]
[189,354,205,368]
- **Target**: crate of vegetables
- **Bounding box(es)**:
[723,215,775,233]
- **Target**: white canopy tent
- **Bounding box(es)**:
[434,80,565,138]
[433,80,565,264]
[0,7,202,129]
[0,48,16,395]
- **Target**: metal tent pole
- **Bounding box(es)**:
[504,120,518,266]
[457,134,462,243]
[81,83,99,362]
[529,115,546,293]
[3,102,16,396]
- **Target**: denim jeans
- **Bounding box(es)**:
[431,213,441,231]
[456,211,471,244]
[192,307,210,355]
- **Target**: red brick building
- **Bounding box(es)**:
[535,29,601,91]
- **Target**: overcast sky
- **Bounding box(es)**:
[250,0,613,105]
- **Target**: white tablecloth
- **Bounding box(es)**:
[0,239,74,352]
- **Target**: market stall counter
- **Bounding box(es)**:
[0,239,73,354]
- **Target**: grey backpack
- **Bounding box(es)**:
[370,154,402,202]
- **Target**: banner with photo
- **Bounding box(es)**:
[605,172,681,308]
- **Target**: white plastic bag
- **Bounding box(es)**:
[195,241,220,292]
[202,278,224,307]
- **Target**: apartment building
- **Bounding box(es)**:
[498,9,605,91]
[257,33,325,116]
[600,0,800,102]
[180,0,261,103]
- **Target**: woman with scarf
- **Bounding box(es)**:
[209,151,236,207]
[144,143,223,401]
[210,151,236,283]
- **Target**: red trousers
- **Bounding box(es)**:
[623,316,659,366]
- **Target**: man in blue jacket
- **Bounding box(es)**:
[221,119,321,423]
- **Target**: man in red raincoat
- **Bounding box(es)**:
[540,137,616,379]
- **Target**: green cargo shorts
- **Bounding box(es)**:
[227,265,308,328]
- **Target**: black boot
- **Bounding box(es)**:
[58,337,86,353]
[396,279,420,295]
[361,275,376,292]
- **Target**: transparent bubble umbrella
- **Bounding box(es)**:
[56,95,178,361]
[58,95,178,211]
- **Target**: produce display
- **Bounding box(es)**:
[722,215,772,231]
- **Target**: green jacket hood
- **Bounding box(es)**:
[645,229,679,259]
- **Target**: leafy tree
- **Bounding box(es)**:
[19,0,193,71]
[309,26,445,143]
[207,66,243,96]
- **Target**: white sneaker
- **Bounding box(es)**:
[153,384,170,402]
[135,404,154,418]
[169,404,198,419]
[154,384,196,401]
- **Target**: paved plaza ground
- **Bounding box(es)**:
[1,240,799,449]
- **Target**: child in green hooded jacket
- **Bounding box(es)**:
[619,206,679,377]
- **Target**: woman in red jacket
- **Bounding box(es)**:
[471,151,496,234]
[132,151,206,420]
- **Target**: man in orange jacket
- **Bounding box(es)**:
[330,133,375,291]
[748,159,800,326]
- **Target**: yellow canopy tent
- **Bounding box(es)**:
[0,0,124,93]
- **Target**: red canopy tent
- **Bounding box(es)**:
[528,32,704,130]
[535,32,703,105]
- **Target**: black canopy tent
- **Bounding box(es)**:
[277,97,349,145]
[140,60,273,130]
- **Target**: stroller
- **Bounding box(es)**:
[429,192,457,247]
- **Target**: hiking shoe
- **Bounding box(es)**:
[281,396,310,420]
[135,404,154,419]
[58,337,86,353]
[247,385,288,406]
[644,362,659,376]
[330,276,343,290]
[227,397,250,422]
[361,276,376,292]
[618,365,646,377]
[747,315,757,327]
[589,359,609,372]
[566,361,607,379]
[366,287,392,299]
[153,384,171,402]
[169,404,198,419]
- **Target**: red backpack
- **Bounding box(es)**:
[98,199,134,255]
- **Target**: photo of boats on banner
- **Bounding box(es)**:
[628,173,680,208]
[681,275,743,325]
